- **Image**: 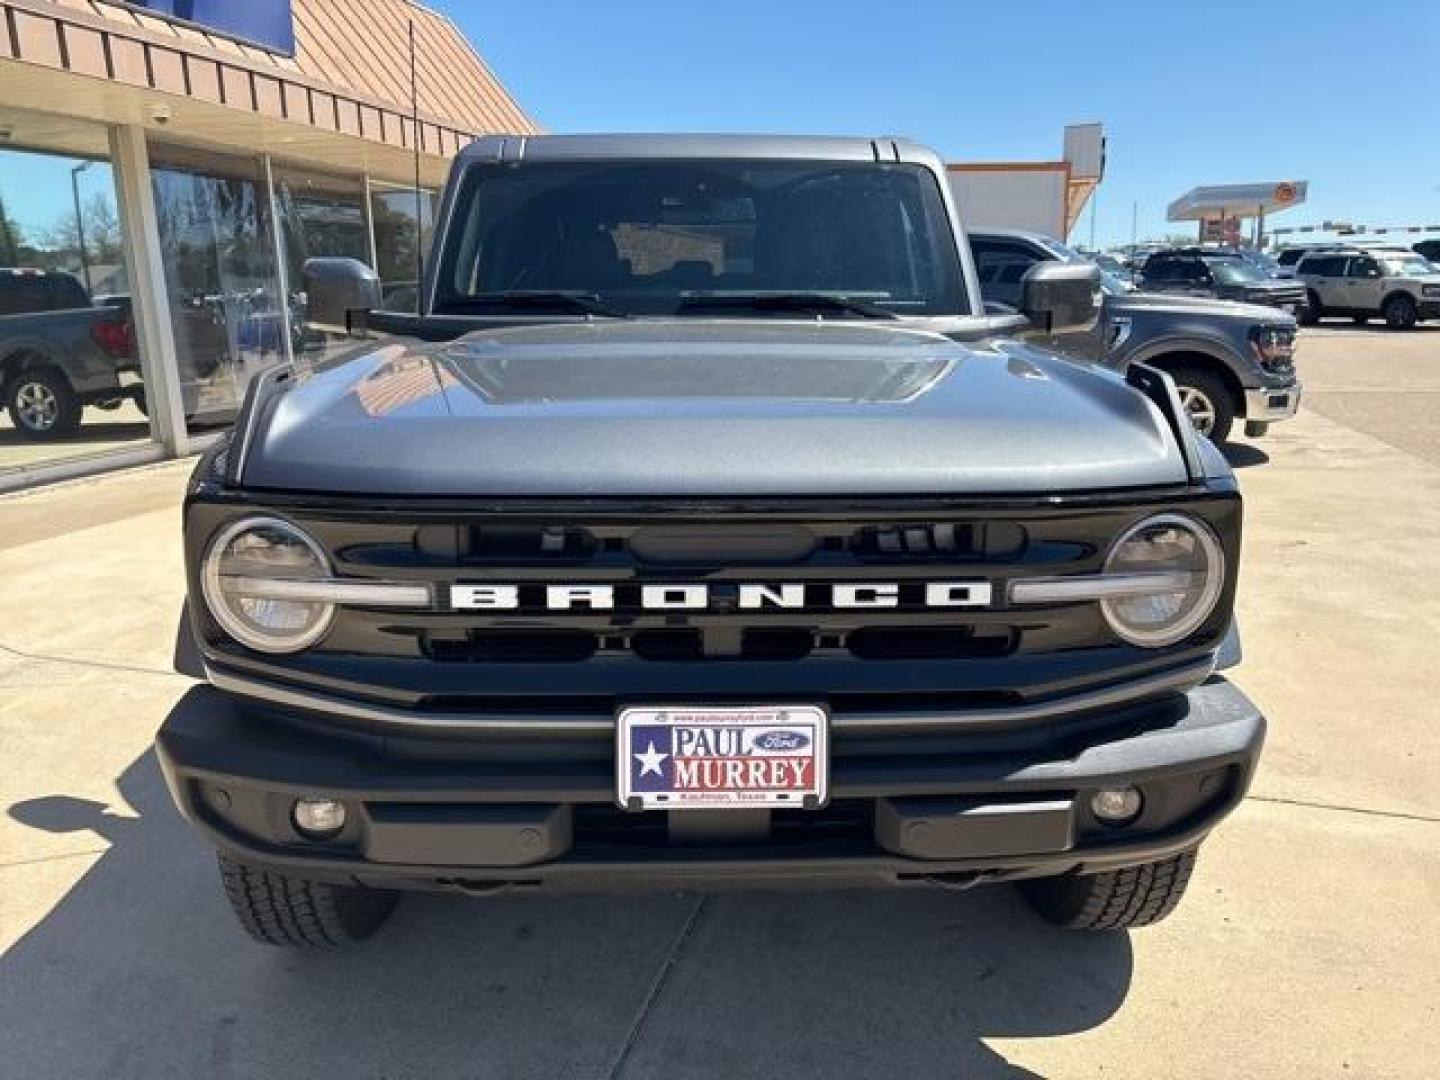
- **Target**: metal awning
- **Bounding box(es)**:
[1167,182,1307,222]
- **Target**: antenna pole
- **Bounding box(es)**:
[409,19,423,306]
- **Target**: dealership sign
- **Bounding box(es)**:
[124,1,295,57]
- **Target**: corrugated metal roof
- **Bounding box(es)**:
[12,0,538,137]
[289,0,538,136]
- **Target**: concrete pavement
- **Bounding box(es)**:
[1297,323,1440,466]
[2,342,1438,1077]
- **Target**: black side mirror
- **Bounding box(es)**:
[1020,261,1102,335]
[303,257,382,334]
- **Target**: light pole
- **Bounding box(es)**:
[70,161,92,294]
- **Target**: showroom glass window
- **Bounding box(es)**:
[0,112,157,481]
[271,165,369,364]
[369,182,437,313]
[148,143,285,429]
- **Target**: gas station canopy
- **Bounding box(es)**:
[1167,182,1308,222]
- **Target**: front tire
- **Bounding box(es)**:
[1167,366,1234,444]
[6,366,82,439]
[1299,292,1322,325]
[1383,294,1418,329]
[218,854,399,948]
[1021,849,1197,931]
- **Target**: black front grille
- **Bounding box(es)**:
[422,623,1017,664]
[190,493,1240,708]
[312,505,1213,668]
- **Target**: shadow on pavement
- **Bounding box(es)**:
[3,751,1133,1079]
[1223,442,1270,469]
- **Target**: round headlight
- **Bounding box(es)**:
[201,516,334,653]
[1101,514,1225,647]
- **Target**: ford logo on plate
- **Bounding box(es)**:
[754,730,809,752]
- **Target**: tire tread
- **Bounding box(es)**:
[1022,849,1197,931]
[218,855,395,948]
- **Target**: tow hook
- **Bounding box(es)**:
[438,878,533,897]
[918,871,993,892]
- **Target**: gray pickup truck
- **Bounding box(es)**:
[158,134,1264,948]
[970,229,1302,444]
[0,268,140,439]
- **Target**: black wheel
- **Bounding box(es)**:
[1021,849,1197,931]
[1383,294,1418,329]
[1166,365,1234,444]
[1299,292,1322,325]
[1351,314,1370,325]
[218,854,399,948]
[5,366,82,439]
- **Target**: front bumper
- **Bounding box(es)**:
[157,676,1265,893]
[1244,381,1302,423]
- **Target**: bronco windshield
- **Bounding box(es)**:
[432,160,968,317]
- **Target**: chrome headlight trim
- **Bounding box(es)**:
[218,576,433,607]
[1099,512,1225,648]
[201,515,337,654]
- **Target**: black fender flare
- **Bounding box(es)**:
[1124,339,1249,416]
[1380,289,1417,312]
[0,340,74,392]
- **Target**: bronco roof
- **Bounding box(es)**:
[457,132,941,166]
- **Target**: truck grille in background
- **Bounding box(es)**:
[1253,287,1306,309]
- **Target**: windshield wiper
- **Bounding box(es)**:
[678,292,899,320]
[450,290,632,318]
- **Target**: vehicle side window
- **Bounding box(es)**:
[1301,256,1336,277]
[0,275,51,315]
[1278,250,1304,266]
[1144,257,1182,281]
[45,275,90,309]
[970,240,1042,306]
[1346,257,1381,279]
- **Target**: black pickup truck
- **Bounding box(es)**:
[158,134,1264,948]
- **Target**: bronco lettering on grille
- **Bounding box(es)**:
[448,581,993,611]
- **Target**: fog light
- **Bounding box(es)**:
[293,797,347,837]
[1091,787,1143,826]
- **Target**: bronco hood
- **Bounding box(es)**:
[237,320,1190,496]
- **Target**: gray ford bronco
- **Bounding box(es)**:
[158,134,1265,947]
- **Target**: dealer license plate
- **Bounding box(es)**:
[616,705,828,811]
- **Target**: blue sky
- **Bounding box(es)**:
[442,0,1440,247]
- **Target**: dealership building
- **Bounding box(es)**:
[0,0,537,489]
